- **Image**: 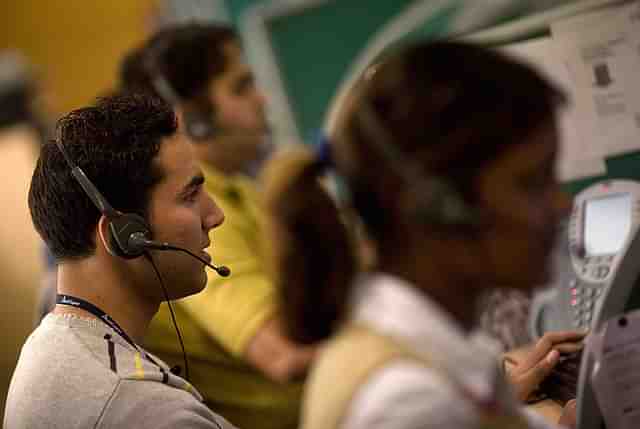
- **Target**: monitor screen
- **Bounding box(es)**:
[584,193,632,256]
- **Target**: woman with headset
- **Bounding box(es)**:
[263,40,583,428]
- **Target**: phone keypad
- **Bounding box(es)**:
[569,283,603,328]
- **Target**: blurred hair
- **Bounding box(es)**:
[118,23,236,104]
[263,40,565,344]
[263,149,356,343]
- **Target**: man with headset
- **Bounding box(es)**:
[4,93,235,428]
[119,24,315,429]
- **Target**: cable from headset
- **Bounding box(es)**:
[145,251,190,381]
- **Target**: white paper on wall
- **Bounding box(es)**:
[499,37,606,181]
[551,1,640,160]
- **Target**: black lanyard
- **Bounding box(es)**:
[56,294,139,350]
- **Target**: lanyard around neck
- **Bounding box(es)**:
[55,294,138,350]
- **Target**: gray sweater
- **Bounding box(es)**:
[4,313,236,429]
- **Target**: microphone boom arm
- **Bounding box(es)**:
[129,232,230,277]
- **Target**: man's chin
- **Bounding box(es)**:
[166,277,208,301]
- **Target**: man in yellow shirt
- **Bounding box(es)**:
[120,24,315,429]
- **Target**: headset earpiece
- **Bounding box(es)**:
[183,108,217,141]
[106,213,151,259]
[146,41,218,142]
[354,98,482,228]
[407,177,481,227]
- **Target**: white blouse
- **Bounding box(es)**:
[340,273,563,429]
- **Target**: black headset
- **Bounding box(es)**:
[53,138,230,276]
[53,137,230,382]
[151,73,217,141]
[354,100,482,227]
[145,39,218,142]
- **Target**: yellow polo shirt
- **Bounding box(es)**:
[145,163,302,429]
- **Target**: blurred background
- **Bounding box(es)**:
[1,0,636,423]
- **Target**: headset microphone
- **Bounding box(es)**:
[53,137,231,382]
[129,233,231,277]
[53,138,231,276]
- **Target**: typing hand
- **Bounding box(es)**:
[504,330,586,402]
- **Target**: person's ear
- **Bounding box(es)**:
[97,215,117,256]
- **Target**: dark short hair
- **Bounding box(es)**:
[118,23,237,102]
[29,93,177,260]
